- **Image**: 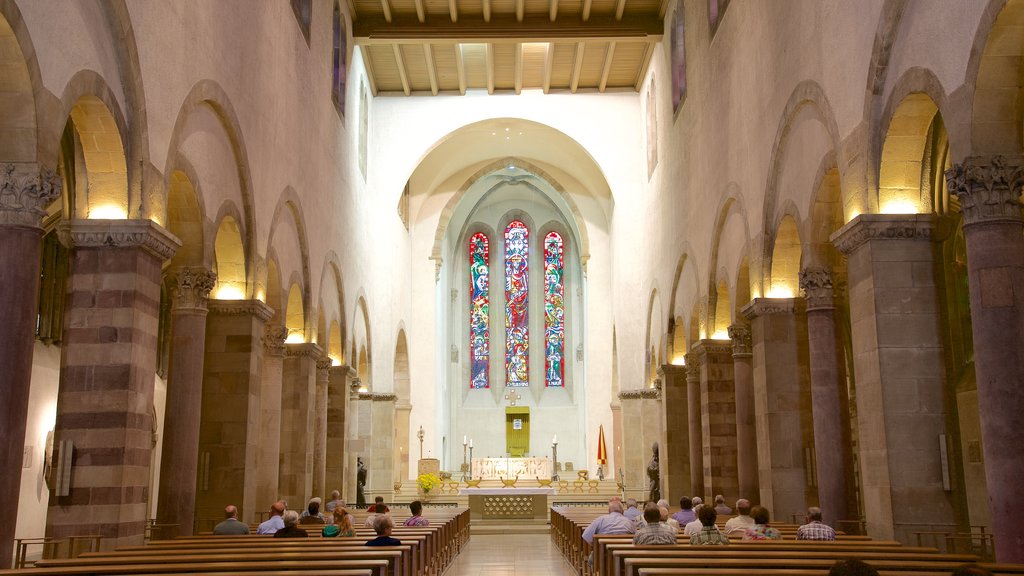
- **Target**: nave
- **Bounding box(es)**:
[445,534,575,576]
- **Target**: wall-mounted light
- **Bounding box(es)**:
[88,204,128,220]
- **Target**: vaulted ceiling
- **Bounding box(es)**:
[350,0,665,95]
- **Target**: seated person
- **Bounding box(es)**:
[828,559,880,576]
[723,499,754,537]
[323,507,355,537]
[365,514,401,546]
[299,498,326,525]
[713,494,732,515]
[274,510,308,538]
[633,503,676,545]
[256,501,286,535]
[325,490,345,513]
[364,512,379,528]
[367,496,390,513]
[581,500,635,544]
[743,505,782,540]
[403,500,430,527]
[212,504,250,535]
[689,504,729,545]
[796,506,836,541]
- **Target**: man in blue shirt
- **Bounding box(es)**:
[256,501,286,535]
[365,514,401,546]
[671,496,696,526]
[582,500,636,544]
[623,498,642,522]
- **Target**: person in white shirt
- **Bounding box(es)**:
[723,498,755,538]
[256,501,286,535]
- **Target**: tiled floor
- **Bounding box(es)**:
[445,533,576,575]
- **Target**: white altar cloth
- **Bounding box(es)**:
[458,487,556,496]
[470,457,552,479]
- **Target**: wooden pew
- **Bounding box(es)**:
[0,559,389,576]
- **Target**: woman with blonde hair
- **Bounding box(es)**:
[322,507,356,537]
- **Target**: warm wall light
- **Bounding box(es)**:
[214,284,246,300]
[880,199,920,215]
[710,329,729,340]
[89,204,128,219]
[766,284,795,298]
[284,331,305,344]
[330,356,341,366]
[670,355,686,366]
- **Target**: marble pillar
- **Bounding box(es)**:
[728,323,759,501]
[347,381,368,506]
[197,299,272,526]
[368,393,397,496]
[280,342,323,508]
[156,267,216,537]
[255,324,287,510]
[618,388,663,500]
[328,365,354,503]
[799,267,850,528]
[832,214,956,543]
[742,298,811,522]
[312,359,331,500]
[0,163,60,568]
[692,340,739,501]
[45,219,179,549]
[946,157,1024,562]
[658,364,691,503]
[684,356,704,499]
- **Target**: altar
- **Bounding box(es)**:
[470,457,552,480]
[458,487,555,520]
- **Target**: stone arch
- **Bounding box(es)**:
[966,0,1024,156]
[267,187,313,339]
[877,89,944,214]
[284,279,305,342]
[707,186,751,333]
[862,0,910,121]
[644,287,664,386]
[212,212,247,300]
[0,3,41,164]
[806,152,844,269]
[431,157,593,267]
[319,252,348,364]
[166,168,205,268]
[163,79,257,291]
[669,249,700,357]
[768,210,803,299]
[352,292,372,387]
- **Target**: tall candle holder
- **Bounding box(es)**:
[551,437,559,481]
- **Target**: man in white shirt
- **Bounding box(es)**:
[722,498,755,538]
[256,501,286,535]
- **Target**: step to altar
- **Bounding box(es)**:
[469,518,551,535]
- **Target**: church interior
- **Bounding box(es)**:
[2,0,1024,572]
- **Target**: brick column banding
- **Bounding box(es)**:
[658,364,691,503]
[799,267,851,528]
[197,299,273,528]
[0,163,61,568]
[692,340,739,502]
[946,157,1024,562]
[683,356,704,498]
[327,365,354,502]
[46,219,180,550]
[280,342,323,508]
[832,214,956,543]
[156,267,216,537]
[742,298,811,522]
[728,323,759,501]
[312,359,331,500]
[255,324,287,511]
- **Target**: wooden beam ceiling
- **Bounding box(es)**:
[355,14,663,42]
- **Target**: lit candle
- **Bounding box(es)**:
[469,439,473,448]
[553,434,557,444]
[463,435,467,446]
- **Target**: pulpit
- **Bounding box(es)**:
[417,458,440,477]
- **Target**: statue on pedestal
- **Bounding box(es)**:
[646,442,660,503]
[356,457,367,507]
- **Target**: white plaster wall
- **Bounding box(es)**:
[15,344,60,543]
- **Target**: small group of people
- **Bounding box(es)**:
[214,491,427,546]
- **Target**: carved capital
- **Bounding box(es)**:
[727,323,752,357]
[798,266,835,311]
[208,299,275,322]
[684,356,701,381]
[946,156,1024,225]
[58,219,181,261]
[830,213,934,255]
[285,342,325,360]
[360,392,397,402]
[741,297,796,320]
[618,388,661,401]
[0,163,62,228]
[262,324,289,356]
[170,267,216,312]
[316,359,333,381]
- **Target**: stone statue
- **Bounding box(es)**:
[356,457,367,507]
[646,442,660,503]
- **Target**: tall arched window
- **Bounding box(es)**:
[332,1,347,114]
[544,232,565,387]
[469,233,490,389]
[505,221,529,387]
[670,0,686,112]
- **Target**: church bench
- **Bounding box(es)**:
[636,569,957,576]
[618,556,1024,576]
[28,548,405,576]
[0,559,390,576]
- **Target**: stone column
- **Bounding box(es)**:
[255,324,287,510]
[832,214,956,543]
[799,267,851,528]
[0,163,60,568]
[684,356,704,498]
[946,157,1024,562]
[197,299,273,527]
[347,381,370,505]
[156,267,216,537]
[741,298,811,522]
[312,359,331,500]
[658,364,691,503]
[327,365,354,500]
[368,393,398,497]
[728,323,759,501]
[45,219,180,550]
[692,340,739,501]
[280,342,323,508]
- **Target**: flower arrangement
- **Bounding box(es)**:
[417,473,441,494]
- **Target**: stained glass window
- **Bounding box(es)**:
[469,233,490,389]
[504,221,529,387]
[544,232,564,387]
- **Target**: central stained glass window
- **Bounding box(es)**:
[504,221,529,387]
[469,233,490,389]
[544,232,564,387]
